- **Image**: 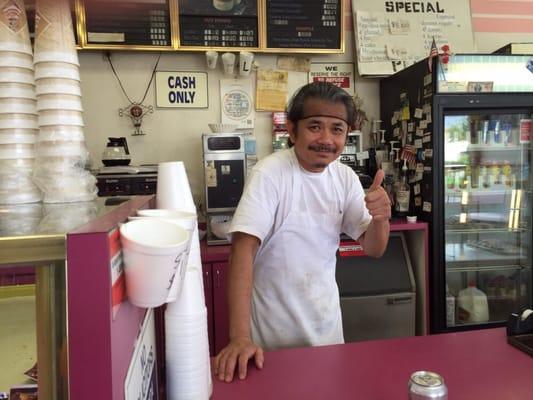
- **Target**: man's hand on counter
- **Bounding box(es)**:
[213,337,264,382]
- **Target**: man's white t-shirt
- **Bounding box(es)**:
[230,147,371,246]
[228,147,371,350]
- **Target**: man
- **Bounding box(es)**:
[214,82,391,382]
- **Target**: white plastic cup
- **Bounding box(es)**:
[0,128,38,144]
[0,143,34,159]
[120,219,191,308]
[0,82,36,99]
[165,266,205,316]
[221,52,236,76]
[0,51,34,70]
[0,113,38,129]
[156,161,196,212]
[38,110,84,126]
[0,67,35,84]
[0,98,36,114]
[205,51,218,69]
[34,51,80,66]
[34,62,81,81]
[36,93,83,111]
[36,140,88,158]
[35,77,82,96]
[239,51,254,77]
[38,125,85,141]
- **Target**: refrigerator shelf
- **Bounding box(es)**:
[446,264,527,273]
[445,227,528,234]
[465,144,528,152]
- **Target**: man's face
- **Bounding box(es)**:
[288,98,349,173]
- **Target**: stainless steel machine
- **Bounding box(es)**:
[202,133,246,245]
[335,231,417,342]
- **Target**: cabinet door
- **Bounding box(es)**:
[202,263,214,355]
[213,262,229,355]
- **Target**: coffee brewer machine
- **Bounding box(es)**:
[202,133,246,245]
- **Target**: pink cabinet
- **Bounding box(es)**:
[202,261,230,356]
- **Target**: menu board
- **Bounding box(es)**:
[265,0,342,51]
[352,0,474,76]
[83,0,171,46]
[178,0,259,48]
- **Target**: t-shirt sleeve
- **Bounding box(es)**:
[340,170,372,240]
[228,169,278,243]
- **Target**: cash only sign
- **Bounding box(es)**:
[155,71,208,108]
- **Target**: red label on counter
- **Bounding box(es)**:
[338,241,365,257]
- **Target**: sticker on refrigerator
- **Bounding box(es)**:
[221,164,231,175]
[423,201,432,212]
[414,108,423,119]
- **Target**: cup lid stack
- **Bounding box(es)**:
[32,0,96,203]
[0,0,41,204]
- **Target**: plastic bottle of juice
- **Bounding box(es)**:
[457,283,489,323]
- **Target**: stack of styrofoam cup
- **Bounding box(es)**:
[32,0,96,203]
[0,203,43,235]
[36,201,97,233]
[165,266,211,400]
[156,161,196,212]
[0,0,41,204]
[119,219,191,308]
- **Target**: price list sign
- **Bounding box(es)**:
[178,0,259,48]
[84,0,171,46]
[266,0,342,50]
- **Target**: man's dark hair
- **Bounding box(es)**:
[286,81,355,128]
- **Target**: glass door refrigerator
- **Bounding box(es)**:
[380,54,533,333]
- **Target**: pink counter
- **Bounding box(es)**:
[212,328,532,400]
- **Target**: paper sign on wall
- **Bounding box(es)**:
[352,0,474,76]
[308,63,355,95]
[155,71,208,108]
[220,79,254,129]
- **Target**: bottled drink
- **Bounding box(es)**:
[457,284,489,323]
[492,119,502,144]
[481,164,491,188]
[446,168,455,189]
[491,162,501,185]
[502,161,513,188]
[470,162,480,189]
[446,285,455,326]
[481,120,490,144]
[395,162,410,216]
[469,120,479,144]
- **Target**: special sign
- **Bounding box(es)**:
[155,71,208,108]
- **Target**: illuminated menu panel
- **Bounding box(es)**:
[266,0,341,50]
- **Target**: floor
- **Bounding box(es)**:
[0,289,37,394]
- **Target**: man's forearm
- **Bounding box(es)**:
[227,234,258,340]
[360,219,390,257]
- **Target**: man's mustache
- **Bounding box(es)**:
[308,144,337,153]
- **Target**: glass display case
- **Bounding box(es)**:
[444,113,531,328]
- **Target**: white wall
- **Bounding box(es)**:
[78,24,531,210]
[78,32,381,210]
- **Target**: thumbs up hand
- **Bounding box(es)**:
[364,169,391,222]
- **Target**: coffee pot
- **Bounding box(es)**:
[102,137,131,166]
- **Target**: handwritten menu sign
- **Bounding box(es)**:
[178,0,259,48]
[352,0,474,76]
[265,0,342,51]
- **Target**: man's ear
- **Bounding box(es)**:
[287,120,297,144]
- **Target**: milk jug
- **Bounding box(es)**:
[457,284,489,323]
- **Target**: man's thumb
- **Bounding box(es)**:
[369,169,384,191]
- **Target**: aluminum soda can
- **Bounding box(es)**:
[408,371,448,399]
